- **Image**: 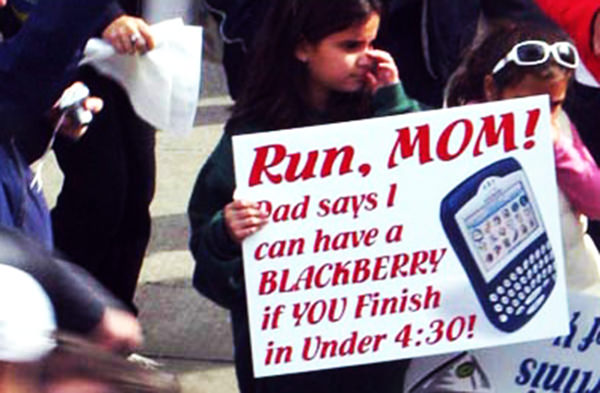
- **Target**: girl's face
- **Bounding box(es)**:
[295,11,380,109]
[486,69,570,123]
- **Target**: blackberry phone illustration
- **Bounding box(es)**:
[440,157,556,332]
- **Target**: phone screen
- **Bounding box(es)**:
[455,172,544,282]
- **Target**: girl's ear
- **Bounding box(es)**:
[295,40,310,63]
[483,74,499,101]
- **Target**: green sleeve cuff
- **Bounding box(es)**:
[373,82,421,117]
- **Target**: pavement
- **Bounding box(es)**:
[42,59,241,393]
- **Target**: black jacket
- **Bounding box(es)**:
[0,0,143,38]
[106,0,144,23]
[115,0,143,17]
[377,0,547,107]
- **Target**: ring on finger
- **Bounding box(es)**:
[130,32,142,45]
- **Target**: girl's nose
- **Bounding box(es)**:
[357,52,373,68]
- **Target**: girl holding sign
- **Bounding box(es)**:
[188,0,420,392]
[446,21,600,294]
[403,21,600,393]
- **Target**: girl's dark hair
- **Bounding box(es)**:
[226,0,382,134]
[446,20,573,107]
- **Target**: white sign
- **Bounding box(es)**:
[232,95,570,377]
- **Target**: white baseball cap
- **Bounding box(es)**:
[0,264,56,362]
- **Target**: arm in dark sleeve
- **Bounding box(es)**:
[0,0,114,114]
[0,103,51,154]
[100,0,150,32]
[0,0,115,148]
[94,0,127,37]
[0,226,116,334]
[188,133,245,309]
[0,5,21,37]
[106,1,126,22]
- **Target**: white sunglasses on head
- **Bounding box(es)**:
[492,40,580,75]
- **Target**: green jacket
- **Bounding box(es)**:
[188,83,420,308]
[187,83,421,393]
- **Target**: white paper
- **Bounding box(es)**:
[80,18,203,135]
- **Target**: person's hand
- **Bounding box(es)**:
[224,200,269,243]
[89,307,143,354]
[364,49,400,93]
[57,96,103,140]
[102,15,155,55]
[50,82,103,140]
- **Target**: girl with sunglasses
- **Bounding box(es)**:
[402,22,600,393]
[447,21,600,294]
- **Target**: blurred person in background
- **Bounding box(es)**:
[0,226,142,353]
[0,252,178,393]
[50,0,158,313]
[0,0,113,249]
[42,334,180,393]
[0,0,145,357]
[0,263,56,393]
[1,0,158,312]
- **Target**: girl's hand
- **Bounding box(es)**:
[224,200,269,244]
[365,49,400,94]
[102,15,155,55]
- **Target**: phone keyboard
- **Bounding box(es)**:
[488,239,555,325]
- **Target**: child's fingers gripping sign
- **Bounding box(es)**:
[224,200,270,243]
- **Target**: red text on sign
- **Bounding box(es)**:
[388,109,541,167]
[248,144,354,186]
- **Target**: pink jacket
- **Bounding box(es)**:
[554,117,600,219]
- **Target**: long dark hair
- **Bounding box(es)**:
[226,0,382,134]
[446,21,573,107]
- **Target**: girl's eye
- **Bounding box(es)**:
[342,41,363,51]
